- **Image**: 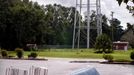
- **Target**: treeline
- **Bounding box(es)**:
[0,0,75,50]
[0,0,124,50]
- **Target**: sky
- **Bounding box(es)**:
[30,0,134,29]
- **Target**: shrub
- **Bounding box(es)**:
[1,50,8,58]
[15,48,24,58]
[28,52,38,59]
[103,54,113,62]
[95,34,112,53]
[130,51,134,60]
[30,52,38,58]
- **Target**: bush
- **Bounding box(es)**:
[103,54,113,62]
[28,52,38,59]
[1,50,8,58]
[95,34,112,53]
[130,51,134,60]
[15,48,24,58]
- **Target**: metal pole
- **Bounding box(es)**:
[99,0,102,35]
[96,0,99,36]
[87,0,90,48]
[77,0,82,48]
[72,0,78,49]
[96,0,102,36]
[96,0,99,35]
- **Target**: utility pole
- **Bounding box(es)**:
[111,11,114,50]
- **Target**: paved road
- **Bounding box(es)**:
[0,58,134,75]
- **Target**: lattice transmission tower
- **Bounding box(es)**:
[72,0,102,49]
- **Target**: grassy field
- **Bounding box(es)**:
[7,49,133,60]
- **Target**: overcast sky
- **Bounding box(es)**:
[31,0,134,29]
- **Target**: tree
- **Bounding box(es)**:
[121,23,134,48]
[0,0,47,50]
[109,18,124,41]
[116,0,134,5]
[95,34,112,53]
[102,15,111,37]
[117,0,134,16]
[83,11,116,47]
[44,4,76,45]
[126,5,134,16]
[1,0,125,50]
[127,23,133,29]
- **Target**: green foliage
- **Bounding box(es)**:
[83,12,115,47]
[28,52,38,58]
[130,51,134,60]
[44,4,75,45]
[15,48,24,58]
[110,18,123,41]
[121,23,134,48]
[0,0,125,50]
[0,1,76,50]
[95,34,112,53]
[1,50,8,58]
[103,54,113,62]
[0,0,47,50]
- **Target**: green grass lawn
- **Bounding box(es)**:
[7,49,133,60]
